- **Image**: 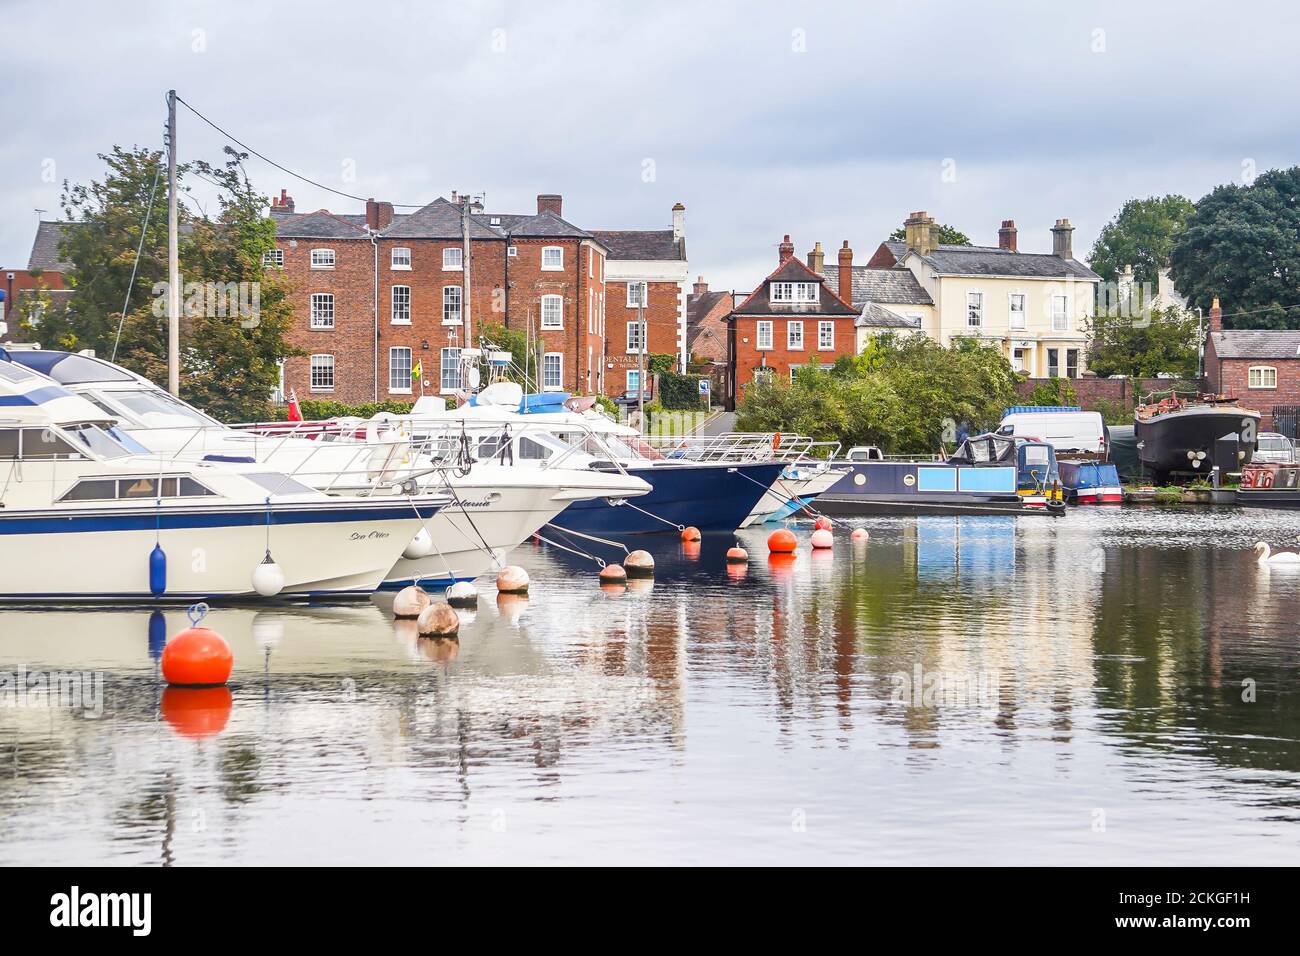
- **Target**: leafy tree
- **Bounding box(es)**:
[736,335,1017,454]
[1087,194,1194,287]
[1169,167,1300,329]
[1023,377,1079,407]
[1085,305,1200,378]
[478,320,540,390]
[21,144,296,422]
[888,222,971,245]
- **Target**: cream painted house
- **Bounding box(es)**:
[872,213,1101,378]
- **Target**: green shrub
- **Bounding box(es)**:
[273,398,434,421]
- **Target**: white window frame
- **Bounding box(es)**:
[1009,292,1026,329]
[309,354,334,392]
[787,320,804,350]
[507,246,518,258]
[967,291,983,328]
[391,285,411,325]
[262,249,284,268]
[626,281,647,308]
[541,294,564,330]
[442,286,463,326]
[391,247,411,270]
[818,320,835,351]
[1051,294,1070,332]
[541,246,564,271]
[441,347,462,393]
[309,293,334,330]
[1249,366,1278,389]
[542,352,563,391]
[626,369,642,395]
[388,346,413,394]
[756,320,773,350]
[310,248,335,270]
[1046,348,1060,378]
[626,319,647,354]
[442,247,463,271]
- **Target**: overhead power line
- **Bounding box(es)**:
[174,95,432,209]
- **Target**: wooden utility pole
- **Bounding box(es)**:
[637,298,646,430]
[166,90,180,396]
[461,194,473,344]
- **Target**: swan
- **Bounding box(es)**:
[1254,542,1300,564]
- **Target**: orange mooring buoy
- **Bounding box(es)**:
[726,546,749,563]
[599,563,628,584]
[161,605,233,687]
[681,526,702,542]
[767,528,797,554]
[813,516,833,532]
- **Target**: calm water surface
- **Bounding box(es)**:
[2,507,1299,865]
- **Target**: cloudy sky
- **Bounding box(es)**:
[3,0,1299,290]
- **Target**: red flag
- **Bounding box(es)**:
[287,388,303,423]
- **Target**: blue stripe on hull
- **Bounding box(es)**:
[0,503,439,535]
[554,461,785,535]
[763,495,816,523]
[376,574,479,591]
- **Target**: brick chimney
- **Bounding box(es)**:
[1051,218,1075,259]
[998,219,1017,251]
[672,202,685,241]
[271,188,295,214]
[806,241,825,273]
[904,211,937,255]
[537,194,563,217]
[365,198,394,231]
[838,241,854,305]
[1209,296,1223,332]
[778,234,795,264]
[693,276,708,295]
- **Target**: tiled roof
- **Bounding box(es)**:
[590,229,685,261]
[733,256,858,317]
[687,290,730,363]
[380,198,504,240]
[273,209,371,239]
[856,303,922,329]
[498,209,592,239]
[914,247,1099,280]
[28,221,75,272]
[820,264,932,307]
[1210,329,1300,359]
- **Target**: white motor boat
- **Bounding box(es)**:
[0,362,444,601]
[0,348,652,589]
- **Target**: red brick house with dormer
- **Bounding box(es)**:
[727,235,859,407]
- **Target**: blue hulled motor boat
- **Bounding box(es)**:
[817,433,1065,516]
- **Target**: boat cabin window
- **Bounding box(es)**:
[14,428,83,459]
[63,423,132,459]
[1021,444,1050,465]
[58,475,217,502]
[518,437,552,460]
[244,472,316,497]
[92,388,217,428]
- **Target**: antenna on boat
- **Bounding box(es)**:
[166,89,180,397]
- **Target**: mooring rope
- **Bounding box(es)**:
[611,499,685,531]
[543,523,630,556]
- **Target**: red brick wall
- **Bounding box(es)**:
[2,270,67,330]
[1204,346,1300,429]
[278,234,608,403]
[731,314,857,393]
[604,279,681,397]
[279,238,376,405]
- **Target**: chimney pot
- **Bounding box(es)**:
[537,194,563,217]
[778,234,795,263]
[1051,218,1075,259]
[998,219,1018,252]
[904,212,937,255]
[1210,296,1223,332]
[672,202,685,241]
[693,275,708,295]
[806,240,825,273]
[837,241,854,305]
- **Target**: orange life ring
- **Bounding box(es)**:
[773,431,781,451]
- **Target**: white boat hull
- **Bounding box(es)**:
[0,501,433,602]
[739,468,847,527]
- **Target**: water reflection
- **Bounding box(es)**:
[2,508,1299,864]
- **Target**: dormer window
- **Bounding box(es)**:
[770,281,818,303]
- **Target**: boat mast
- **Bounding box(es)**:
[166,89,180,397]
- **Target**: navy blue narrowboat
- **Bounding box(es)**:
[817,434,1065,516]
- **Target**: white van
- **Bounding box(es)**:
[996,409,1106,455]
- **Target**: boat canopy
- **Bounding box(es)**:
[0,360,120,428]
[948,433,1018,465]
[0,347,140,385]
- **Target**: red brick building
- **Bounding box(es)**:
[271,190,685,404]
[1204,298,1300,431]
[727,235,859,406]
[1,222,71,338]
